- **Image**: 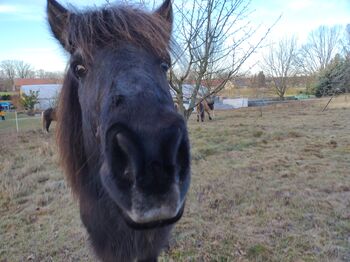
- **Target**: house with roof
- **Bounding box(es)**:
[21,84,62,110]
[14,78,62,91]
[11,78,62,110]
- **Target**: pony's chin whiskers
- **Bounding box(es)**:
[74,147,100,177]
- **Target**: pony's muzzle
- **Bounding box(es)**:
[102,121,189,226]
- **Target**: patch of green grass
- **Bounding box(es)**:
[247,243,271,261]
[0,112,42,133]
[253,130,264,137]
[0,91,17,96]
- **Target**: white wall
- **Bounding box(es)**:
[21,84,62,110]
[222,98,248,108]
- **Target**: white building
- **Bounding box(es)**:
[221,98,248,109]
[20,84,62,110]
[170,84,210,109]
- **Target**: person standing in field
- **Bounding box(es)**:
[0,105,5,120]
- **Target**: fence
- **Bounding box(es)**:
[0,111,44,134]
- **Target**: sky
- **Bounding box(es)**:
[0,0,349,73]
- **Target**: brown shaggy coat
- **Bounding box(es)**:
[42,107,57,132]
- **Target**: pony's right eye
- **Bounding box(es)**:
[74,64,87,79]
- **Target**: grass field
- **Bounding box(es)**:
[0,112,42,134]
[0,91,17,96]
[0,96,349,261]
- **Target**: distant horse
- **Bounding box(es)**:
[196,98,215,122]
[47,0,190,261]
[42,107,57,132]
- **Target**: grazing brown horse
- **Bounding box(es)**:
[47,0,190,261]
[196,98,215,122]
[42,107,57,132]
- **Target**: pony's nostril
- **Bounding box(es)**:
[176,138,190,182]
[113,95,124,107]
[122,166,133,179]
[106,130,142,187]
[160,126,183,164]
[164,164,175,176]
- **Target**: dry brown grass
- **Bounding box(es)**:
[0,97,349,261]
[218,87,306,98]
[326,95,350,110]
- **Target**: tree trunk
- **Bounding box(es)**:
[184,109,193,121]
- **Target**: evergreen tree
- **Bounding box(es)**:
[314,54,347,97]
[257,71,266,88]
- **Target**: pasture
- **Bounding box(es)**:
[218,86,308,99]
[0,112,42,134]
[0,97,349,261]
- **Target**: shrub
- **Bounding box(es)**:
[20,90,40,114]
[1,94,11,100]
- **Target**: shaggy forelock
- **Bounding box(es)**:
[56,3,174,193]
[66,5,172,59]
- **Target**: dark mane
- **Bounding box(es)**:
[66,5,172,59]
[56,71,85,193]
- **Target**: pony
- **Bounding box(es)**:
[196,98,215,122]
[47,0,191,261]
[42,107,57,132]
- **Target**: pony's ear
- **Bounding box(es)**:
[155,0,173,26]
[47,0,71,51]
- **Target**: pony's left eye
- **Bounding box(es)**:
[160,62,170,72]
[74,64,87,79]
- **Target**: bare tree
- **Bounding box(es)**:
[341,24,350,57]
[263,36,298,99]
[169,0,276,119]
[298,25,341,74]
[14,60,34,79]
[0,60,36,90]
[337,25,350,94]
[35,69,64,80]
[0,60,17,91]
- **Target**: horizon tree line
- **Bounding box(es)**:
[1,0,349,117]
[262,25,350,99]
[0,60,64,91]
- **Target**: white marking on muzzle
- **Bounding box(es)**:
[127,185,183,224]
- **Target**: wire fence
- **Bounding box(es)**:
[0,111,44,134]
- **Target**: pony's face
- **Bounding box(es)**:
[86,45,190,229]
[48,0,190,229]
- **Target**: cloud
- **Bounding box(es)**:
[0,3,43,21]
[0,4,20,13]
[287,0,313,10]
[0,47,68,72]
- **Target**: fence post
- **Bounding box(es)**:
[15,111,19,133]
